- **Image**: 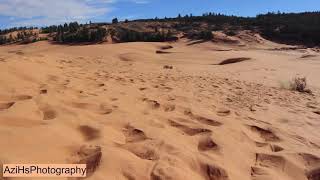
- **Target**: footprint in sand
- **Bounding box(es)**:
[248,125,280,142]
[162,104,176,112]
[142,98,161,109]
[254,141,269,148]
[78,125,101,141]
[70,102,113,115]
[139,87,148,91]
[119,124,164,161]
[0,102,15,111]
[251,166,270,179]
[168,119,212,136]
[307,167,320,180]
[270,144,284,152]
[120,140,160,161]
[216,108,231,116]
[200,162,229,180]
[184,109,222,126]
[42,109,57,120]
[110,98,118,101]
[298,153,320,168]
[198,136,219,152]
[253,153,310,179]
[40,89,48,94]
[255,153,286,170]
[37,104,57,120]
[122,124,149,143]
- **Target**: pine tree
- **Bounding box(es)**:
[63,23,69,32]
[112,18,119,24]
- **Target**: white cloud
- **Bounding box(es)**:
[0,0,149,27]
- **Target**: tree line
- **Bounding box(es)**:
[2,11,320,46]
[46,22,107,43]
[0,30,42,45]
[132,11,320,46]
[0,27,37,35]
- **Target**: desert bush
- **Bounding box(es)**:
[225,30,237,36]
[289,76,308,92]
[115,28,177,42]
[280,76,312,93]
[187,30,213,40]
[54,27,107,43]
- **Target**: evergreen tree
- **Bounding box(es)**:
[112,18,119,24]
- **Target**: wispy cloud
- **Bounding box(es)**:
[0,0,149,27]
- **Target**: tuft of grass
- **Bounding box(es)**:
[280,76,312,94]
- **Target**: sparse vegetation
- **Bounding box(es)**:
[112,18,119,24]
[187,30,213,40]
[113,27,177,42]
[1,11,320,46]
[53,22,107,43]
[289,76,312,93]
[280,76,312,93]
[0,30,39,45]
[225,30,237,36]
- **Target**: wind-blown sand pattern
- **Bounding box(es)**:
[0,35,319,180]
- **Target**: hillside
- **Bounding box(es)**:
[1,12,320,47]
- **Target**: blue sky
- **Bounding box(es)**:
[0,0,319,28]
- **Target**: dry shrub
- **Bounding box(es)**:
[290,77,307,92]
[281,76,312,94]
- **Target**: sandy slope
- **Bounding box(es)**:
[0,38,319,180]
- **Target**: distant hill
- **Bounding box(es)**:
[1,11,320,47]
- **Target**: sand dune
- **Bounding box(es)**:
[0,38,319,180]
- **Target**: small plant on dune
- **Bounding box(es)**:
[279,76,312,94]
[290,76,306,92]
